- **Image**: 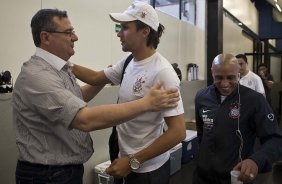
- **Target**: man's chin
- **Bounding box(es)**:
[220,90,231,96]
[122,47,129,52]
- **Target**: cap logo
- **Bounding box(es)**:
[141,12,147,19]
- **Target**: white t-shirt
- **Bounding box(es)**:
[239,70,265,94]
[104,52,184,173]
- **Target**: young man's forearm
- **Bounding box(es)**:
[73,64,109,85]
[133,115,185,164]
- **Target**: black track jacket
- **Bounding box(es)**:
[194,84,282,182]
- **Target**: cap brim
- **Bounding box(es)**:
[109,13,137,23]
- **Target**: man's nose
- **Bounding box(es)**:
[221,78,230,86]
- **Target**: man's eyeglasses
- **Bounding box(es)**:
[45,30,76,37]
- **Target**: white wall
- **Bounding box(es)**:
[159,0,206,81]
[0,94,17,184]
[270,56,281,82]
[223,0,258,34]
[0,0,40,77]
[223,13,254,69]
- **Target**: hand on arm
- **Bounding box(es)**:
[105,114,186,177]
[143,81,180,111]
[70,82,180,131]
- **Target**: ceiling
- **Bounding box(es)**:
[267,0,282,22]
[267,0,282,7]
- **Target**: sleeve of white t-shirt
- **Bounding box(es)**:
[256,75,265,94]
[154,67,184,117]
[104,58,127,85]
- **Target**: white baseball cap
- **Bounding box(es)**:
[109,1,159,31]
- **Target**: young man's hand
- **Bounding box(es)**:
[259,70,266,80]
[105,157,131,178]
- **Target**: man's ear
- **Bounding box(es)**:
[40,31,51,45]
[142,26,150,38]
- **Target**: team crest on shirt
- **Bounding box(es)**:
[229,102,240,119]
[133,73,147,94]
[247,80,253,87]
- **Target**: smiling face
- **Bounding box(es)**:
[41,16,78,61]
[212,54,240,96]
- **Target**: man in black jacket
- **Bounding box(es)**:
[193,53,282,184]
[258,63,274,107]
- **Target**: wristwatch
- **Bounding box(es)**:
[128,154,140,170]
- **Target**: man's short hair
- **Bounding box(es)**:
[31,9,68,47]
[235,54,248,64]
[258,63,268,69]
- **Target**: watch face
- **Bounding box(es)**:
[130,159,140,170]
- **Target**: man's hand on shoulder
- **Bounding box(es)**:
[144,81,179,111]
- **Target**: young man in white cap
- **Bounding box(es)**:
[72,1,186,184]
